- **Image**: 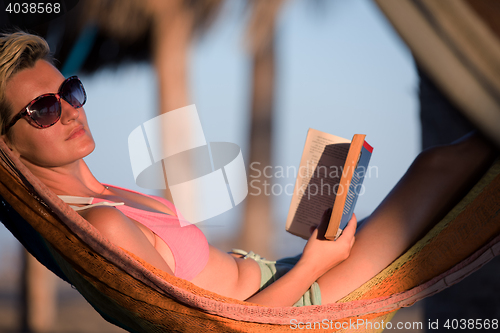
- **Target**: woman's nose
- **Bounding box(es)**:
[59,97,80,124]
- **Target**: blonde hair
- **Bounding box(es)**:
[0,31,52,135]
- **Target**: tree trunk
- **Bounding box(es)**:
[21,250,56,333]
[238,39,276,259]
[150,1,194,202]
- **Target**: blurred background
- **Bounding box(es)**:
[1,0,498,332]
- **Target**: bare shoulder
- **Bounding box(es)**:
[79,205,130,230]
[78,206,139,247]
[78,206,174,274]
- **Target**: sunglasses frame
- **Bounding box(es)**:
[3,76,86,134]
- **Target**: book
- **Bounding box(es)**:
[285,128,373,240]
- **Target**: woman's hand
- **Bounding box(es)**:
[299,209,357,279]
[245,210,356,307]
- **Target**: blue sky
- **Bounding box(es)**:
[0,0,420,259]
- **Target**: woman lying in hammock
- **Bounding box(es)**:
[0,32,497,308]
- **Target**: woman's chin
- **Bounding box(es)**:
[65,136,96,162]
[78,138,96,158]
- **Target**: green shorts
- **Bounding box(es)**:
[232,249,322,307]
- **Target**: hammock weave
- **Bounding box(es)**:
[0,138,499,333]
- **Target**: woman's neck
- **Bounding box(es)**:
[23,158,104,197]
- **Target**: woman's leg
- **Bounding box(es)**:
[317,132,498,304]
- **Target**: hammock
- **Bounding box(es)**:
[0,138,499,333]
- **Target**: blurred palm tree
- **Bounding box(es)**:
[237,0,286,258]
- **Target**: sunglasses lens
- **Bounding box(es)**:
[30,96,61,127]
[61,78,86,108]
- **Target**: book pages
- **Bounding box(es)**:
[285,128,350,239]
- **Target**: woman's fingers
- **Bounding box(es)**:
[301,212,358,275]
[342,214,358,238]
[336,214,357,253]
[310,209,357,241]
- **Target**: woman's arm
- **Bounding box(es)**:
[80,206,174,275]
[245,212,357,307]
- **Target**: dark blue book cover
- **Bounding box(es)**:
[339,141,373,230]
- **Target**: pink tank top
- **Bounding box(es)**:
[62,185,209,281]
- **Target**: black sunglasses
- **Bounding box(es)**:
[3,76,86,133]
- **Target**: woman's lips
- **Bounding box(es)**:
[66,125,85,140]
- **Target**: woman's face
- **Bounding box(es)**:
[3,60,95,168]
